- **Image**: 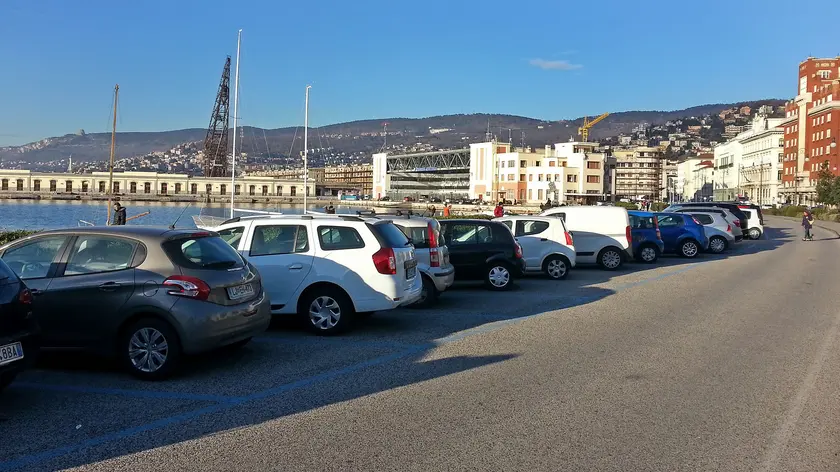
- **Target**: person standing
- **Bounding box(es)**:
[802,210,814,241]
[324,201,336,214]
[112,202,127,225]
[443,204,451,217]
[493,202,504,217]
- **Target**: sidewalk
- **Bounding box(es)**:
[767,215,840,237]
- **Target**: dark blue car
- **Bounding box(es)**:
[627,211,665,263]
[653,212,709,258]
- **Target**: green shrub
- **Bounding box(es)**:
[614,202,638,210]
[650,202,668,212]
[0,230,39,246]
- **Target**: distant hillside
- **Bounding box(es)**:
[0,100,786,163]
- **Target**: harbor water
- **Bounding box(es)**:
[0,200,369,231]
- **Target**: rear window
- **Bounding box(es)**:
[162,235,245,270]
[691,214,714,225]
[629,214,655,229]
[368,222,410,248]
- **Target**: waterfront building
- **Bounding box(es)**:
[780,56,840,205]
[612,146,665,200]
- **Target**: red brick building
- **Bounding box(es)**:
[779,57,840,205]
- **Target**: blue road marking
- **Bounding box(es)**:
[9,382,241,404]
[0,261,710,471]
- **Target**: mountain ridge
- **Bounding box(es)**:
[0,99,786,163]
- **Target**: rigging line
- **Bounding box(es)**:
[287,126,299,163]
[262,129,271,160]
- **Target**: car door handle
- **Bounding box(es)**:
[29,288,43,297]
[98,282,120,291]
[289,264,303,270]
[540,238,548,241]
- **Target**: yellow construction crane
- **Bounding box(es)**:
[578,112,610,142]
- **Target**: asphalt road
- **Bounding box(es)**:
[2,216,839,471]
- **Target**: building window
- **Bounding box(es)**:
[234,184,241,195]
[520,160,526,167]
[567,175,577,183]
[81,181,88,192]
[130,182,136,193]
[113,182,120,193]
[33,180,40,191]
[549,161,556,167]
[191,183,198,195]
[537,189,543,200]
[175,183,182,194]
[220,184,226,195]
[587,175,600,183]
[50,180,57,192]
[160,183,167,194]
[99,181,106,193]
[262,185,268,196]
[144,182,151,194]
[290,187,297,196]
[16,179,23,191]
[65,180,73,192]
[1,179,8,191]
[277,185,283,196]
[538,174,543,182]
[206,184,212,194]
[528,189,532,200]
[249,185,255,196]
[587,161,601,169]
[519,174,525,182]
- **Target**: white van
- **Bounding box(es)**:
[540,206,632,270]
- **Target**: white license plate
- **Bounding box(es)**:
[406,265,416,279]
[0,342,23,366]
[227,283,255,300]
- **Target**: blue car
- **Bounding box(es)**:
[628,210,665,263]
[653,212,709,258]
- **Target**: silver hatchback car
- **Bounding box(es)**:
[0,226,271,380]
[366,211,455,307]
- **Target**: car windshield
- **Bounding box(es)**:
[162,235,245,270]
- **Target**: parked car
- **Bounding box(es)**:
[494,215,576,280]
[0,227,271,380]
[685,211,735,254]
[653,213,709,258]
[663,202,749,232]
[541,206,632,270]
[627,210,665,263]
[438,219,525,290]
[372,212,455,307]
[0,258,38,392]
[669,207,744,241]
[211,214,422,334]
[738,208,764,240]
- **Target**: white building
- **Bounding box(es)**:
[713,139,742,201]
[738,115,785,206]
[677,156,715,201]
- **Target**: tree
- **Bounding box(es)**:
[815,161,840,206]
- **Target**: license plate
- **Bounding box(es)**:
[0,342,23,366]
[406,265,416,279]
[227,283,255,300]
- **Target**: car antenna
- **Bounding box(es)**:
[169,203,193,229]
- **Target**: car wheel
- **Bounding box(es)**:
[679,239,700,258]
[597,247,624,270]
[638,244,660,264]
[485,263,514,291]
[748,228,761,240]
[121,318,182,381]
[543,255,570,280]
[412,275,439,308]
[708,236,727,254]
[301,288,353,335]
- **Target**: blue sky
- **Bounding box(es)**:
[1,0,838,146]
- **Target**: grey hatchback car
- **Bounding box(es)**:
[0,226,271,380]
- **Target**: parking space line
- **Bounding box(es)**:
[252,336,417,351]
[9,382,241,404]
[0,258,715,472]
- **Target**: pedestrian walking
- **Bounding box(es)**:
[802,210,815,241]
[493,202,504,217]
[112,202,126,225]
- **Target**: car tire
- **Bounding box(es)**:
[120,318,183,381]
[597,247,624,270]
[637,244,660,264]
[679,239,700,258]
[543,255,570,280]
[484,262,514,291]
[301,288,354,336]
[708,236,727,254]
[412,275,439,308]
[748,227,762,240]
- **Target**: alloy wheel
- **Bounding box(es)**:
[640,247,657,262]
[602,250,622,269]
[128,327,169,373]
[488,266,511,288]
[309,296,341,330]
[546,259,567,279]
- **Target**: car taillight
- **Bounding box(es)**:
[427,223,438,248]
[514,242,523,259]
[18,288,32,305]
[372,247,397,274]
[564,231,574,246]
[163,275,211,300]
[726,224,731,232]
[427,223,441,267]
[625,225,632,243]
[654,217,662,240]
[732,219,739,227]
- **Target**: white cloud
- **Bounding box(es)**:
[528,58,583,71]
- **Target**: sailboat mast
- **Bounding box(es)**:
[229,29,242,219]
[303,85,311,214]
[106,84,119,225]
